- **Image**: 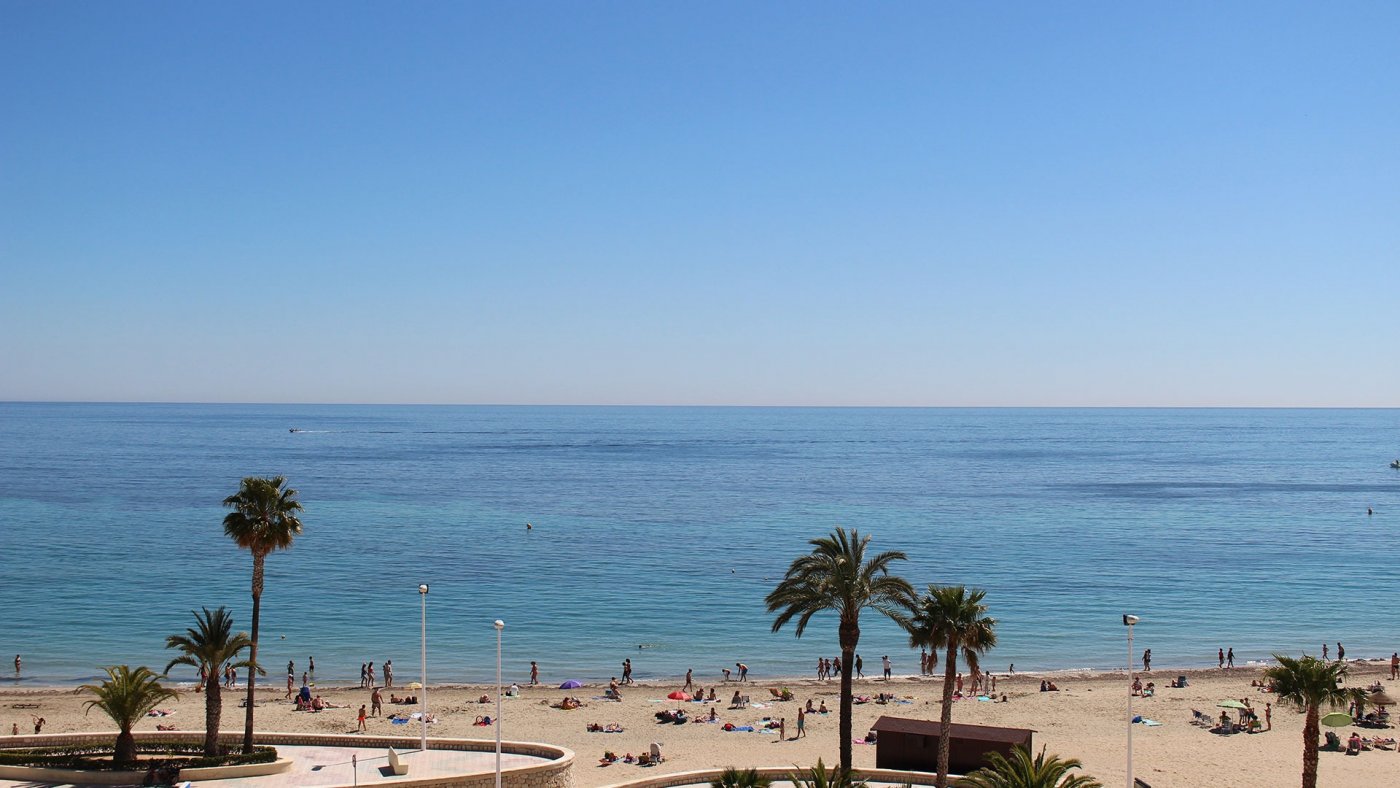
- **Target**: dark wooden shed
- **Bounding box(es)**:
[870,716,1034,776]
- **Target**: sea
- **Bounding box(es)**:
[1,403,1398,689]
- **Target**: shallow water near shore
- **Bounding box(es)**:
[1,403,1398,687]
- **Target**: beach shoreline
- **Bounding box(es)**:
[6,660,1399,788]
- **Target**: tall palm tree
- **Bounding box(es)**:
[1264,653,1353,788]
[223,475,304,753]
[164,606,258,756]
[80,665,179,766]
[898,585,998,787]
[766,527,914,772]
[955,746,1102,788]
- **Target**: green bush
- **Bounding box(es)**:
[0,743,277,771]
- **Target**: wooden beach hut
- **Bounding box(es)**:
[870,715,1033,775]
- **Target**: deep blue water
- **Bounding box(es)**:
[1,404,1398,687]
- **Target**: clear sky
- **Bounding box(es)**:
[2,1,1397,406]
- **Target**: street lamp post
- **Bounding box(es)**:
[419,584,430,752]
[1123,614,1140,788]
[494,619,505,788]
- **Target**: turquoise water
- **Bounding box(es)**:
[1,404,1398,687]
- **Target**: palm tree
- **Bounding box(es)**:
[164,606,258,756]
[897,585,998,787]
[788,758,868,788]
[223,475,304,753]
[955,746,1101,788]
[712,766,774,788]
[766,527,914,772]
[80,665,179,766]
[1264,653,1354,788]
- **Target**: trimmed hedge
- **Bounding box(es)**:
[0,742,278,771]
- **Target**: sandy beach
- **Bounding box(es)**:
[5,662,1398,787]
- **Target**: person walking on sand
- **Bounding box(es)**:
[368,662,376,687]
[623,658,633,685]
[357,705,367,732]
[1322,643,1328,660]
[1218,648,1225,668]
[529,661,539,686]
[360,663,368,688]
[371,687,382,716]
[735,662,748,682]
[778,717,785,741]
[855,655,863,679]
[1337,642,1345,662]
[797,706,807,738]
[684,669,693,693]
[1143,649,1151,671]
[384,660,393,688]
[1227,648,1234,668]
[10,722,16,736]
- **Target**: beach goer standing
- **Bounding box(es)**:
[684,669,693,692]
[285,672,294,699]
[302,671,308,687]
[1391,652,1399,680]
[384,660,393,689]
[357,705,367,732]
[956,674,963,694]
[371,688,382,717]
[855,655,863,679]
[360,663,368,688]
[882,655,891,680]
[1227,648,1234,668]
[736,662,748,682]
[1218,648,1224,668]
[1337,643,1345,662]
[778,717,785,740]
[797,706,806,738]
[1143,649,1151,671]
[1265,702,1272,731]
[622,658,633,684]
[832,657,841,676]
[529,661,539,686]
[368,662,376,687]
[309,656,315,676]
[815,658,824,681]
[288,660,294,677]
[10,722,16,736]
[12,655,19,674]
[919,649,928,675]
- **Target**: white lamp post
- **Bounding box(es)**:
[494,619,505,788]
[419,584,430,752]
[1123,614,1140,788]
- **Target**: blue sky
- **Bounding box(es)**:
[2,1,1397,406]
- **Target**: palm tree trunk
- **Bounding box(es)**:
[205,668,222,756]
[114,728,136,766]
[243,552,264,755]
[1302,704,1320,788]
[838,619,859,774]
[937,641,957,788]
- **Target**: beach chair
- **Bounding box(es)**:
[386,748,409,776]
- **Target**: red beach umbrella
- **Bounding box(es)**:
[667,691,692,701]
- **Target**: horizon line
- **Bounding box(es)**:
[3,399,1398,410]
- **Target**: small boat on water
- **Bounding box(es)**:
[290,428,304,433]
[1391,459,1400,469]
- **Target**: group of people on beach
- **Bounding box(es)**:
[358,659,393,688]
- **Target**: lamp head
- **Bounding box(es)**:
[419,584,429,595]
[494,619,505,631]
[1123,614,1140,626]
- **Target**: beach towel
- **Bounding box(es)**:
[390,718,409,725]
[726,725,755,732]
[1142,719,1163,727]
